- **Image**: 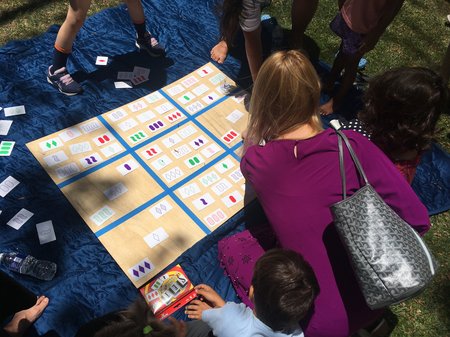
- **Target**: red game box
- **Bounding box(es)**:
[139,264,197,319]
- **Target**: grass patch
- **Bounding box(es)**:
[1,0,449,335]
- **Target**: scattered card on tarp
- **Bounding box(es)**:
[139,264,197,319]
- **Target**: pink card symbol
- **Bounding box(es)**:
[229,195,237,203]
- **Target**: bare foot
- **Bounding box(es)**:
[210,40,228,64]
[3,296,49,337]
[319,99,334,116]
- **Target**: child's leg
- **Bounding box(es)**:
[53,0,92,69]
[322,44,346,93]
[47,0,89,95]
[125,0,165,56]
[124,0,146,38]
[211,40,229,64]
[290,0,319,48]
[320,52,360,115]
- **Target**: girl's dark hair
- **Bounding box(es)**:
[218,0,244,46]
[93,298,176,337]
[251,249,319,334]
[359,67,447,159]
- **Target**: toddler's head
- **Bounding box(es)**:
[251,249,319,333]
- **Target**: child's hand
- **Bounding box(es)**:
[195,284,226,308]
[184,299,213,320]
[167,317,187,337]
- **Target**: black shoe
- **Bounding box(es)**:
[135,32,165,57]
[47,66,83,96]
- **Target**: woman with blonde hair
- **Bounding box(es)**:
[218,50,430,337]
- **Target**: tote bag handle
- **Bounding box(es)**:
[336,129,369,199]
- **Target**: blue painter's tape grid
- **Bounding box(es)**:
[57,85,244,239]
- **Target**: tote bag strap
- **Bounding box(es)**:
[335,129,369,199]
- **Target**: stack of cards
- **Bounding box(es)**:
[115,66,151,89]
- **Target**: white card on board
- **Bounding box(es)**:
[136,110,156,123]
[178,182,201,199]
[79,153,103,168]
[192,84,209,96]
[39,137,63,152]
[80,120,102,134]
[222,190,243,208]
[144,227,169,248]
[118,118,138,132]
[100,142,123,158]
[116,159,139,175]
[226,109,244,124]
[103,182,128,201]
[69,141,92,155]
[59,127,82,142]
[43,150,69,167]
[90,205,115,226]
[201,144,221,158]
[55,163,80,179]
[108,109,128,122]
[149,200,173,219]
[167,84,185,96]
[192,193,215,210]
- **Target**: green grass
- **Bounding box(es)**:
[1,0,449,335]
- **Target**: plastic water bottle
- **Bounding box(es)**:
[0,252,57,281]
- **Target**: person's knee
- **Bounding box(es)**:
[65,11,87,30]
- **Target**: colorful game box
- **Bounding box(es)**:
[140,264,197,319]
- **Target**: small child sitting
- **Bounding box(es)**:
[184,249,319,337]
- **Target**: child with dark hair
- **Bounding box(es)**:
[75,297,186,337]
[341,66,447,183]
[320,0,405,115]
[184,249,319,337]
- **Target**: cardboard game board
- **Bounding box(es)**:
[27,63,253,288]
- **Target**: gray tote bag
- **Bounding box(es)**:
[331,129,437,310]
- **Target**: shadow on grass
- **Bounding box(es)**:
[0,0,60,25]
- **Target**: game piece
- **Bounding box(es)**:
[140,264,197,319]
[0,120,13,136]
[4,105,26,117]
[95,56,108,65]
[0,176,20,197]
[7,208,34,230]
[115,81,133,89]
[0,141,15,156]
[36,221,57,244]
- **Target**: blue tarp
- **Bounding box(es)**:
[0,1,448,336]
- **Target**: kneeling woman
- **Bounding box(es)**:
[219,50,430,337]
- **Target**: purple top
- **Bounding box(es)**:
[240,129,430,337]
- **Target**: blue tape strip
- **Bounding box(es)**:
[57,86,245,238]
